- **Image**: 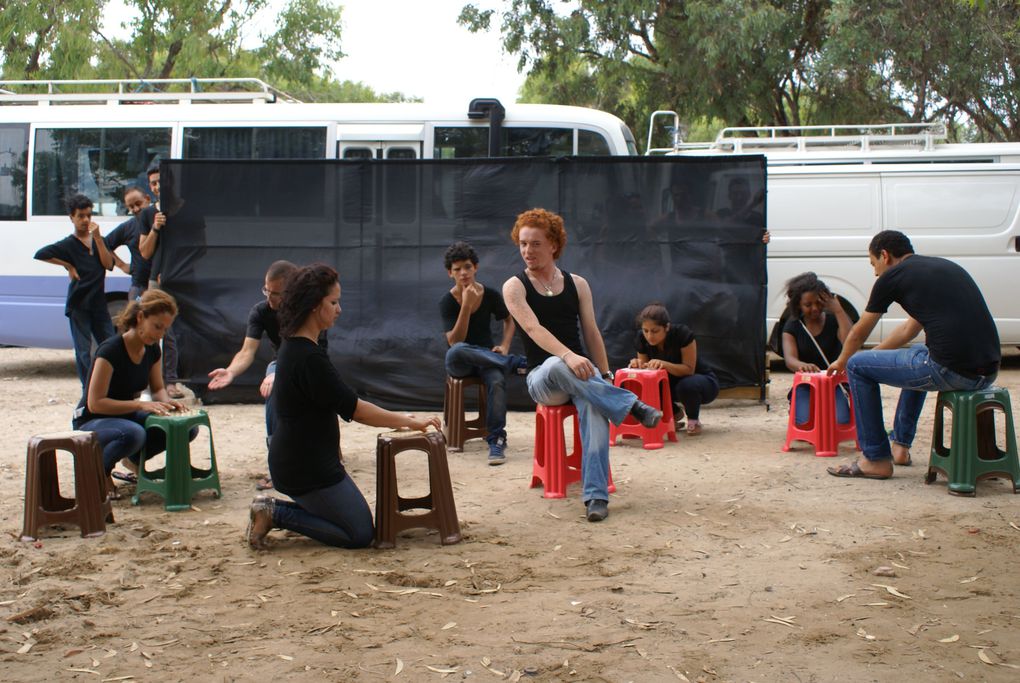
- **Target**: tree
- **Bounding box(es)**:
[0,0,418,103]
[462,0,1020,143]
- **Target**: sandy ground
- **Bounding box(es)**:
[1,346,1020,683]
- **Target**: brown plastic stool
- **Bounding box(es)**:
[21,430,114,541]
[374,430,462,549]
[442,376,488,451]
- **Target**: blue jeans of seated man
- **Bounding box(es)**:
[794,384,851,425]
[80,411,168,474]
[526,356,638,503]
[270,476,374,548]
[847,344,996,463]
[69,303,116,389]
[445,342,524,442]
[264,360,278,445]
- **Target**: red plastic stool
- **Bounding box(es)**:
[609,368,677,450]
[530,403,616,499]
[782,371,858,457]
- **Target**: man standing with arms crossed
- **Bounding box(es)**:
[503,208,662,522]
[826,230,999,480]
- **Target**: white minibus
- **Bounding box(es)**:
[649,116,1020,347]
[0,78,638,348]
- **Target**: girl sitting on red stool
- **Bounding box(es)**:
[628,303,719,435]
[781,272,853,425]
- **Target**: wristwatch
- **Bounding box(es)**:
[601,371,613,381]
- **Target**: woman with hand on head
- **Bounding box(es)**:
[73,289,184,491]
[628,303,719,435]
[781,272,853,425]
[246,264,441,550]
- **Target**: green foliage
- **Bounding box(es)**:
[463,0,1020,143]
[0,0,418,103]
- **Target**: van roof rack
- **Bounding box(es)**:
[645,111,947,155]
[0,77,300,106]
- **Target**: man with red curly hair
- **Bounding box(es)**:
[503,208,662,522]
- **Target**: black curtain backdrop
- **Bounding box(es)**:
[159,156,767,410]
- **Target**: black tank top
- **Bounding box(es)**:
[515,269,584,370]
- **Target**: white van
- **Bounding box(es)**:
[648,117,1020,347]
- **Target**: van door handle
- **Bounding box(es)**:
[1016,236,1020,252]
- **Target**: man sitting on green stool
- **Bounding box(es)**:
[825,230,1000,480]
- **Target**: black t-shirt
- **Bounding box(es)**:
[73,334,161,428]
[866,254,1000,374]
[782,314,842,368]
[515,270,584,370]
[34,234,112,315]
[268,337,358,496]
[438,285,509,348]
[245,300,328,355]
[634,324,713,376]
[105,216,152,289]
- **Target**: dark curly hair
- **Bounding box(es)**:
[278,263,339,336]
[443,241,478,270]
[784,272,832,319]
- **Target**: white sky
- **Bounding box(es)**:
[103,0,527,105]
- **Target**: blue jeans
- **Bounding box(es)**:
[79,411,167,474]
[445,342,524,442]
[794,384,851,425]
[670,373,720,421]
[69,303,115,389]
[846,345,996,462]
[526,356,637,502]
[270,476,374,548]
[264,360,277,443]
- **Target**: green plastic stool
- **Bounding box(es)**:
[925,388,1020,497]
[133,409,221,511]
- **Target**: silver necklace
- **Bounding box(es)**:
[534,270,558,296]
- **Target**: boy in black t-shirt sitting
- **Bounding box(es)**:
[439,242,526,465]
[826,230,1000,480]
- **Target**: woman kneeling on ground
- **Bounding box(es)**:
[246,264,440,550]
[74,289,185,493]
[628,302,719,435]
[781,272,853,425]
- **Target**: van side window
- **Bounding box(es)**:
[434,127,488,158]
[578,129,611,156]
[183,127,326,159]
[502,127,573,156]
[32,127,171,216]
[0,123,28,220]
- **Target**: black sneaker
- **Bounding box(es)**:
[585,498,609,522]
[630,400,663,429]
[487,436,507,465]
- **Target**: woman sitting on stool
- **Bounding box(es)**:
[781,272,853,425]
[246,264,440,550]
[628,302,719,435]
[73,289,185,493]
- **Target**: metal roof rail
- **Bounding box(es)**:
[712,122,947,153]
[0,77,301,105]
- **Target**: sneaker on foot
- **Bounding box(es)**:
[673,402,686,430]
[585,498,609,522]
[487,436,507,465]
[630,400,663,429]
